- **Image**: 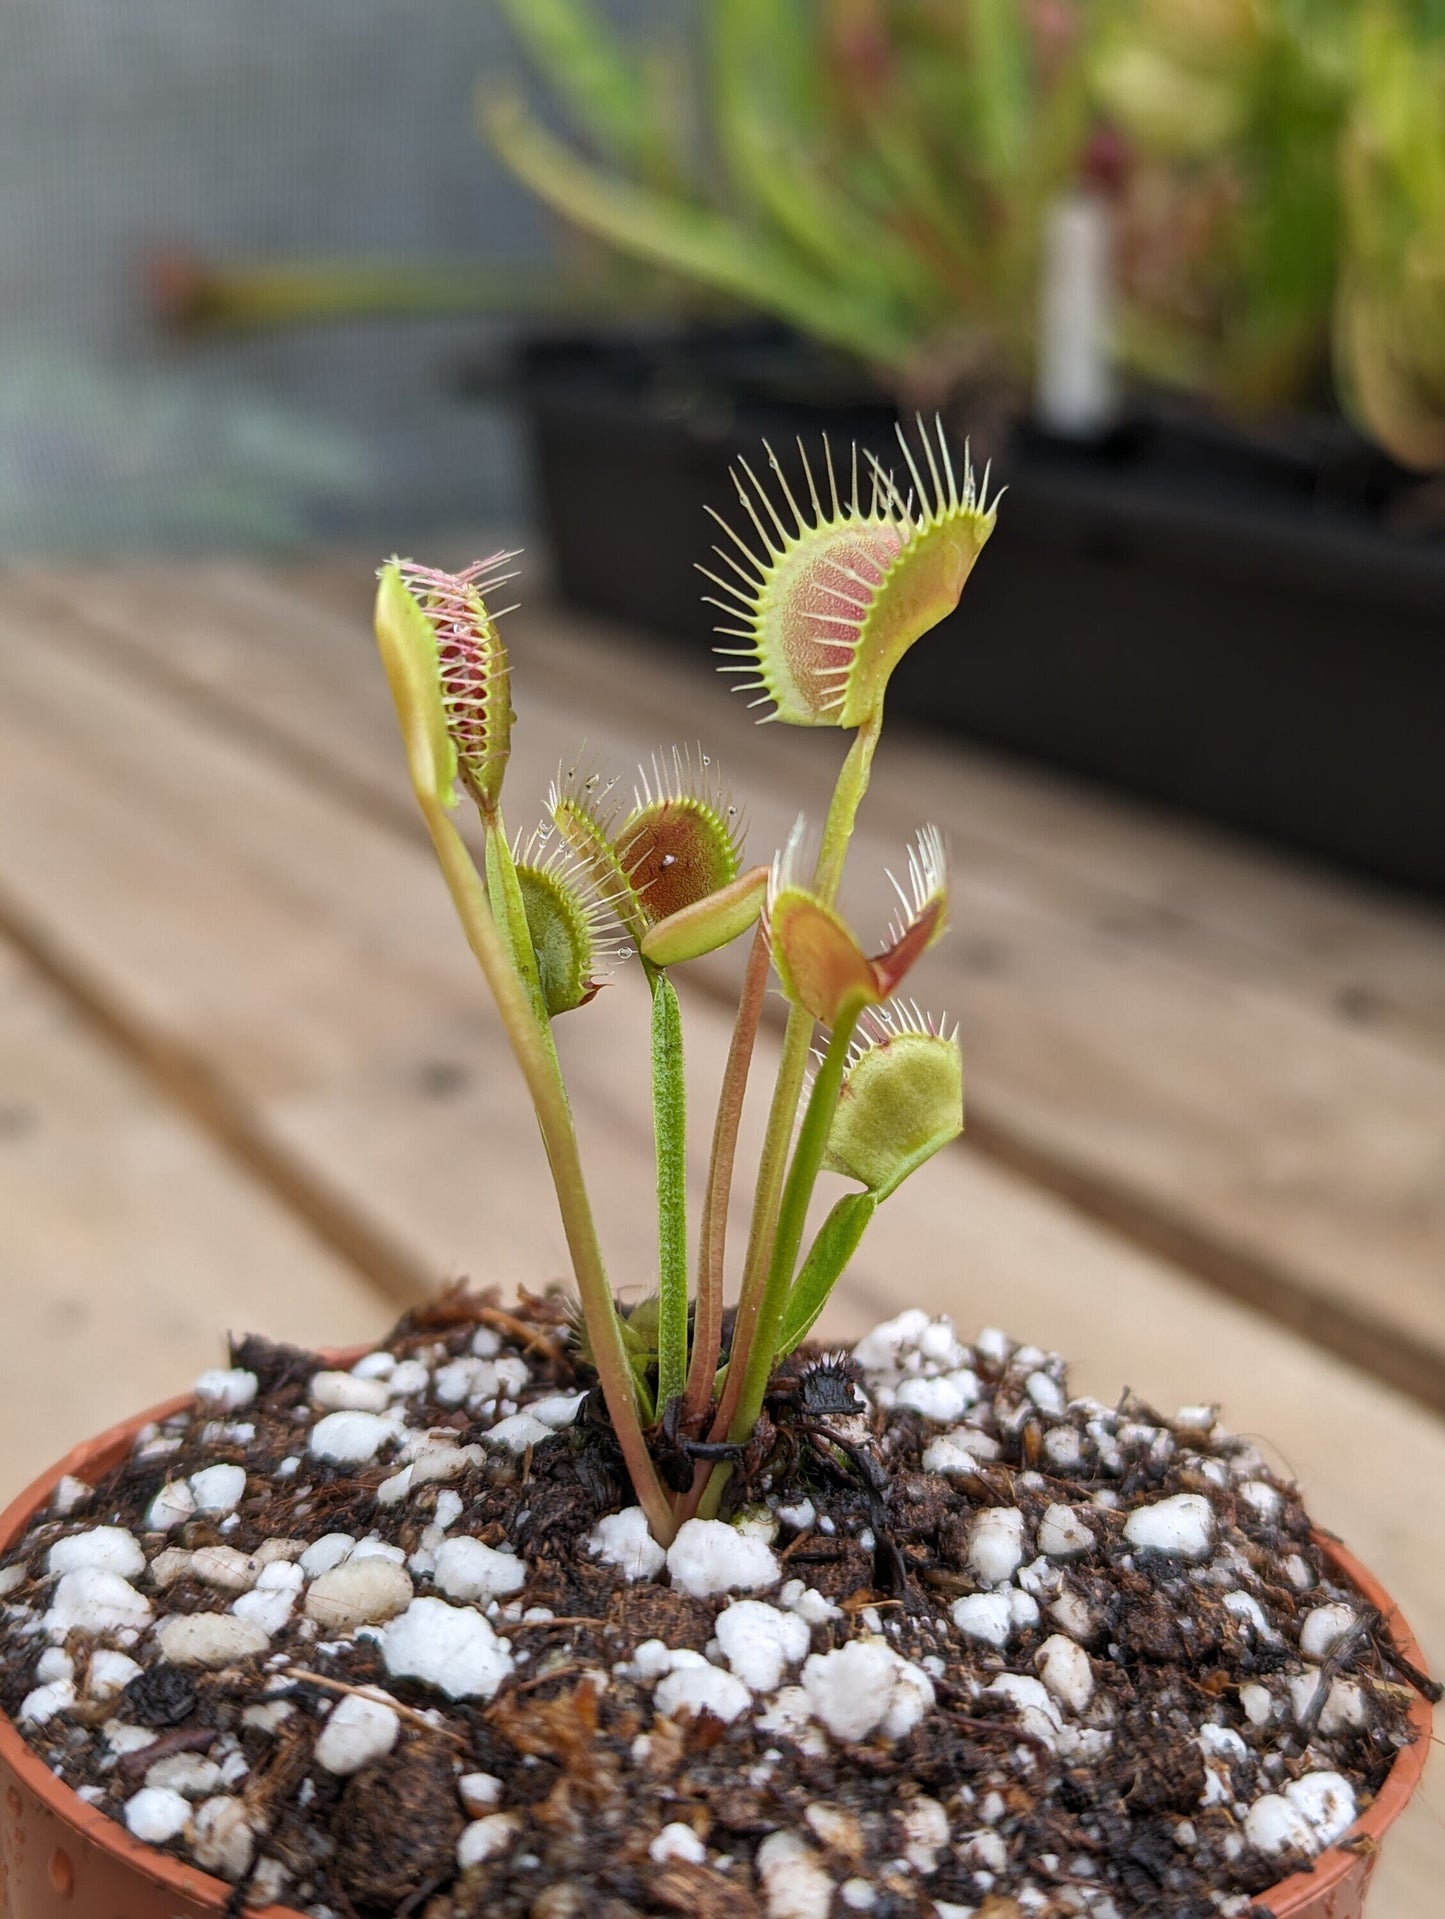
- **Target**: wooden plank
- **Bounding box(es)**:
[0,583,1436,1909]
[0,939,391,1490]
[12,559,1444,1410]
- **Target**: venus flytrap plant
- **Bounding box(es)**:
[374,416,994,1545]
[706,419,996,733]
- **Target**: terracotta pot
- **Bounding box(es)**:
[0,1389,1433,1919]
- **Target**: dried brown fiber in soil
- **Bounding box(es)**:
[0,1290,1433,1919]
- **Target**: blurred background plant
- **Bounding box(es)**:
[156,0,1445,469]
[482,0,1094,416]
[1089,0,1350,414]
[1091,0,1445,465]
[1332,4,1445,470]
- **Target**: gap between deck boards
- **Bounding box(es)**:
[4,566,1441,1418]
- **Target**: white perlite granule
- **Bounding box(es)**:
[189,1462,247,1514]
[43,1568,151,1638]
[1244,1774,1357,1854]
[1036,1633,1094,1714]
[145,1752,223,1797]
[920,1434,982,1477]
[587,1506,666,1581]
[800,1640,935,1742]
[852,1308,969,1381]
[458,1771,504,1813]
[144,1481,197,1532]
[900,1796,950,1871]
[189,1795,256,1880]
[1123,1493,1213,1559]
[305,1557,413,1632]
[893,1371,980,1422]
[46,1527,146,1580]
[654,1661,752,1725]
[527,1390,589,1427]
[123,1785,192,1843]
[381,1596,514,1700]
[307,1411,402,1467]
[87,1649,142,1699]
[713,1599,811,1692]
[19,1680,75,1725]
[951,1592,1014,1648]
[193,1368,258,1410]
[969,1507,1026,1585]
[154,1613,271,1669]
[310,1370,392,1414]
[482,1412,553,1454]
[298,1532,355,1578]
[313,1693,401,1775]
[1037,1503,1093,1558]
[987,1673,1063,1745]
[1300,1602,1357,1659]
[432,1536,527,1604]
[649,1821,707,1865]
[190,1545,258,1593]
[457,1813,521,1869]
[756,1829,835,1919]
[665,1518,780,1598]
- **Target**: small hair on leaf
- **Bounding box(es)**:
[549,757,648,942]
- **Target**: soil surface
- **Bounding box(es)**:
[0,1289,1433,1919]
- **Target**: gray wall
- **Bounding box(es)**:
[0,1,640,553]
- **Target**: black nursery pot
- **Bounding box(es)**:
[512,329,1445,899]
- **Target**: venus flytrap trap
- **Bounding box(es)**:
[374,417,994,1549]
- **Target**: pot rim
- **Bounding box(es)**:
[0,1378,1433,1918]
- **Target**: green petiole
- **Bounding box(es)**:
[648,965,690,1414]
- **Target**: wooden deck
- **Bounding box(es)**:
[0,557,1440,1905]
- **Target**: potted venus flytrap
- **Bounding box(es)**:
[0,423,1434,1919]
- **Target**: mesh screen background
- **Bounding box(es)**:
[0,1,656,554]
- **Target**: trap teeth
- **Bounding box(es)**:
[707,418,997,730]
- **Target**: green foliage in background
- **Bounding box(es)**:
[1091,0,1445,459]
[1334,5,1445,468]
[485,0,1092,400]
[486,0,1445,466]
[153,0,1445,468]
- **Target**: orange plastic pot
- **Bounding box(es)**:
[0,1389,1433,1919]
